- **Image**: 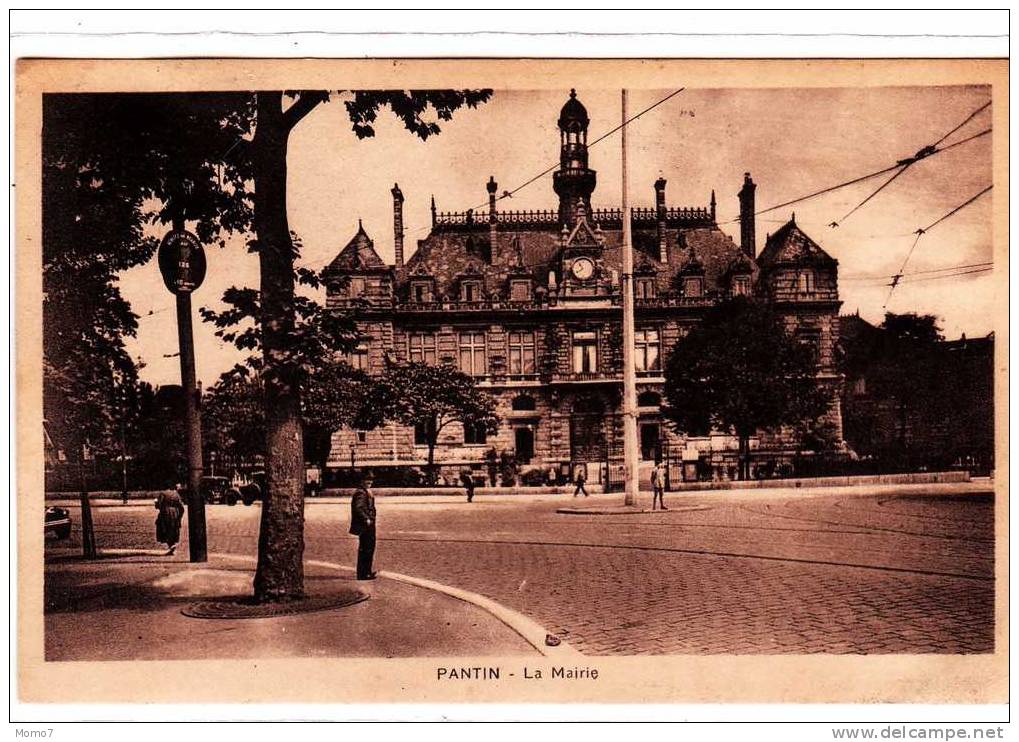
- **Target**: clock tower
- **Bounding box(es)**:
[553,89,597,227]
[557,201,609,298]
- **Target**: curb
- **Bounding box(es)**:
[556,505,711,516]
[84,548,577,658]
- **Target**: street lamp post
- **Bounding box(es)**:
[158,220,208,562]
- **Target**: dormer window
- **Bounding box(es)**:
[732,275,751,297]
[461,280,482,302]
[411,281,432,303]
[510,279,532,301]
[635,277,656,299]
[683,276,704,298]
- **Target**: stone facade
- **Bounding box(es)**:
[323,91,843,482]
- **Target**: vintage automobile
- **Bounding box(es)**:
[230,470,322,504]
[45,506,72,540]
[199,475,242,506]
[237,471,264,506]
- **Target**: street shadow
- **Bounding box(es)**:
[45,581,191,614]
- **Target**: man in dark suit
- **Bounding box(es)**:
[349,470,377,580]
[460,469,476,503]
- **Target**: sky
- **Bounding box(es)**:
[118,85,994,388]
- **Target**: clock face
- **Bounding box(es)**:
[571,257,595,281]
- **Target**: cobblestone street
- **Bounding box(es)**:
[47,488,995,655]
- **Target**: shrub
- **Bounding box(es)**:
[519,468,549,487]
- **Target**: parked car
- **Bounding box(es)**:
[199,475,242,506]
[239,471,265,506]
[45,506,71,539]
[232,468,319,503]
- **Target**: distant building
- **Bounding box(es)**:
[840,313,994,473]
[324,90,843,483]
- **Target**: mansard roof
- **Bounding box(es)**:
[324,221,389,274]
[757,217,837,268]
[398,213,753,298]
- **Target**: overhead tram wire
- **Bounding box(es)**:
[932,101,991,148]
[719,125,991,228]
[397,88,689,245]
[832,101,991,226]
[896,266,992,284]
[884,184,993,307]
[463,88,687,213]
[843,264,994,288]
[840,261,993,282]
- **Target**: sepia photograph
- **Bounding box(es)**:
[15,54,1007,710]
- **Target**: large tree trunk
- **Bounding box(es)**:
[426,439,437,485]
[77,446,97,559]
[252,93,305,602]
[425,417,439,484]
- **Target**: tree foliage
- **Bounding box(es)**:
[203,360,385,474]
[44,88,493,598]
[377,360,500,483]
[839,312,969,465]
[42,93,254,461]
[662,297,829,478]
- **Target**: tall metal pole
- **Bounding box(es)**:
[172,214,208,562]
[620,89,640,507]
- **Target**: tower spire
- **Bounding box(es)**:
[553,88,597,226]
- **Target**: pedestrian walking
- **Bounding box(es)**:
[349,470,377,580]
[460,469,476,503]
[573,463,589,497]
[155,485,185,555]
[651,461,668,511]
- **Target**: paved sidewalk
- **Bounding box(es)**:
[46,485,995,656]
[44,549,536,661]
[48,477,993,508]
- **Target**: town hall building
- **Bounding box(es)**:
[323,90,843,485]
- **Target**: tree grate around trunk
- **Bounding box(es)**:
[182,589,369,619]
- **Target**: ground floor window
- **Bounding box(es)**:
[515,427,535,463]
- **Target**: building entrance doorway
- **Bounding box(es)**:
[640,422,661,461]
[570,395,607,463]
[514,427,534,463]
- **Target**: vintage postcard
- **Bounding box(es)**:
[16,58,1008,706]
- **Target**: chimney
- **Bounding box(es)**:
[710,189,717,222]
[391,183,405,267]
[654,177,668,263]
[487,176,498,221]
[487,176,498,264]
[738,172,756,258]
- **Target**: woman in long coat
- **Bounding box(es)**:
[155,486,186,555]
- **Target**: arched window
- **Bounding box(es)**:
[512,394,537,412]
[637,391,662,408]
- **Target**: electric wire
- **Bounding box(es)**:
[884,184,993,307]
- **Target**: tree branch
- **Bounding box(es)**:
[283,91,329,131]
